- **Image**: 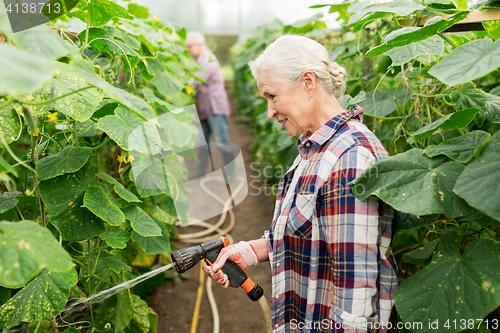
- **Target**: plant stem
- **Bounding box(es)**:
[16,206,25,220]
[33,320,42,333]
[0,133,37,175]
[90,137,110,150]
[438,32,458,49]
[17,86,94,106]
[73,119,79,147]
[84,0,91,50]
[87,239,95,328]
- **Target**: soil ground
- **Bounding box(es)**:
[148,82,275,333]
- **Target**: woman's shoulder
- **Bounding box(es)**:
[324,119,389,162]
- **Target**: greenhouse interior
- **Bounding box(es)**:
[0,0,499,332]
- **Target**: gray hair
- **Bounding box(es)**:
[248,35,347,97]
[186,31,206,45]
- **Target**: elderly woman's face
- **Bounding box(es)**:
[257,70,310,137]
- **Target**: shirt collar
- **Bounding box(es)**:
[297,104,364,157]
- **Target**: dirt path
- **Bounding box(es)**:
[148,82,275,333]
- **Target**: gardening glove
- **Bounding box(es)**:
[202,241,259,288]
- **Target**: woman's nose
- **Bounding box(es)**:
[267,104,277,119]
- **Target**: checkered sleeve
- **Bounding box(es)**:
[318,145,382,332]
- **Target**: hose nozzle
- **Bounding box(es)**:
[171,236,228,274]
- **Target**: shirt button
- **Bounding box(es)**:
[306,143,310,146]
[276,262,280,267]
[275,324,279,328]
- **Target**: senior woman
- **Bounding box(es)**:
[203,35,399,333]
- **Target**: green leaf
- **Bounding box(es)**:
[122,206,162,237]
[8,24,78,60]
[483,20,500,40]
[97,105,161,154]
[403,238,439,265]
[128,3,149,19]
[0,221,73,288]
[351,148,473,217]
[36,147,93,181]
[142,87,177,110]
[72,0,133,26]
[424,0,457,13]
[409,108,480,142]
[131,219,171,255]
[484,93,500,124]
[0,155,17,177]
[72,58,156,121]
[394,211,440,233]
[39,162,105,241]
[0,269,77,329]
[0,108,20,145]
[107,27,141,50]
[329,46,347,61]
[150,71,184,98]
[124,295,151,333]
[0,44,58,95]
[62,328,81,333]
[395,231,500,333]
[348,1,425,26]
[95,288,134,331]
[99,224,130,249]
[0,286,10,307]
[386,35,444,66]
[97,173,141,203]
[148,308,158,333]
[157,113,194,149]
[83,185,125,226]
[19,63,100,121]
[428,38,500,86]
[450,82,488,111]
[338,91,366,110]
[424,131,491,163]
[454,131,500,221]
[365,12,469,58]
[359,88,408,118]
[100,253,131,273]
[0,192,21,214]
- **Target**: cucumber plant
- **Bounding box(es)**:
[0,1,199,331]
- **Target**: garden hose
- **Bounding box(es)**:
[174,176,272,333]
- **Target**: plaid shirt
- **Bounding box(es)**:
[263,105,399,333]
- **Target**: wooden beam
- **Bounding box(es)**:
[397,9,500,31]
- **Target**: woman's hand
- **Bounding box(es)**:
[202,240,262,288]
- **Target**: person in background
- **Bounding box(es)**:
[202,35,399,332]
[186,31,235,182]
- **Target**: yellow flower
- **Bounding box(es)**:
[118,167,124,173]
[67,135,72,141]
[47,112,57,121]
[153,16,158,22]
[29,128,40,136]
[250,78,255,83]
[166,96,172,101]
[255,92,260,97]
[98,131,103,135]
[378,119,383,123]
[117,155,127,163]
[186,86,194,95]
[127,156,135,163]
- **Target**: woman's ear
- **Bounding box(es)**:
[302,70,316,93]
